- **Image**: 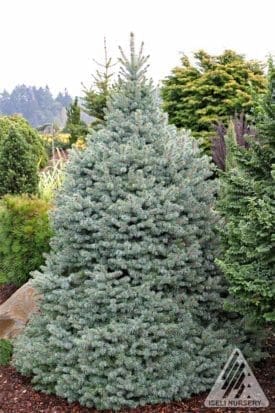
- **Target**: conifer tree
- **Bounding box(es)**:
[14,35,251,410]
[82,38,115,127]
[64,97,87,146]
[0,127,39,196]
[217,58,275,324]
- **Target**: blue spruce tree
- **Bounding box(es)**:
[14,35,248,410]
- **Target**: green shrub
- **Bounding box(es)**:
[0,127,39,197]
[0,195,53,286]
[0,339,13,365]
[0,115,48,168]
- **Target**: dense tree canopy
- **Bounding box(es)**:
[161,50,266,149]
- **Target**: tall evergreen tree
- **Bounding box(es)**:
[82,38,115,126]
[217,58,275,325]
[64,97,87,146]
[14,35,252,410]
[0,127,39,196]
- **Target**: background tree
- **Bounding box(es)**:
[64,97,88,146]
[161,50,266,150]
[0,127,39,196]
[82,37,115,126]
[0,85,72,127]
[55,89,72,108]
[216,58,275,325]
[14,35,257,411]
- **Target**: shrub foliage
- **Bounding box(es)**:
[0,127,39,197]
[0,115,48,167]
[0,339,13,365]
[0,195,52,286]
[161,50,265,150]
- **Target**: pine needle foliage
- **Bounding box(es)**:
[14,35,250,410]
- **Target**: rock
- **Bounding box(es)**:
[0,282,41,339]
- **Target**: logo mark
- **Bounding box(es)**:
[205,348,269,408]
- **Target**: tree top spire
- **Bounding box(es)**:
[118,32,150,82]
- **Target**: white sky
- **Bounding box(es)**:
[1,0,274,97]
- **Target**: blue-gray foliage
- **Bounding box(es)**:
[13,35,249,410]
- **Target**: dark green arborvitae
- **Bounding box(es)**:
[217,58,275,325]
[14,35,253,410]
[0,127,39,197]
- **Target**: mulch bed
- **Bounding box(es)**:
[0,284,274,412]
[0,351,273,413]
